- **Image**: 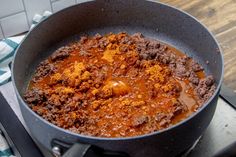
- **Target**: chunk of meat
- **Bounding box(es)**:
[155,113,167,122]
[174,63,190,78]
[24,88,45,104]
[98,37,109,49]
[156,53,173,64]
[94,33,102,40]
[132,115,148,127]
[80,36,88,44]
[79,49,90,56]
[190,60,203,72]
[172,99,187,115]
[147,39,160,49]
[51,46,71,61]
[155,113,173,127]
[196,75,215,102]
[189,72,199,85]
[120,36,133,45]
[131,33,144,41]
[155,99,187,127]
[78,82,91,92]
[33,60,56,81]
[100,84,113,98]
[47,94,61,107]
[119,45,129,52]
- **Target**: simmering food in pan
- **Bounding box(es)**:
[24,32,216,137]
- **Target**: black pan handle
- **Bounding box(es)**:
[51,139,129,157]
[62,143,91,157]
[52,139,91,157]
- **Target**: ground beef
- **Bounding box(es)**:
[131,32,144,41]
[155,113,167,122]
[173,99,187,115]
[98,37,109,49]
[79,49,90,56]
[47,94,61,107]
[196,76,215,102]
[24,88,45,104]
[189,72,199,85]
[33,60,56,81]
[78,82,91,92]
[139,53,151,60]
[51,46,71,61]
[147,39,161,49]
[94,33,102,40]
[174,63,190,78]
[132,115,149,127]
[119,44,129,52]
[25,32,216,138]
[79,36,88,44]
[155,99,186,127]
[155,113,173,127]
[119,35,133,45]
[190,60,204,72]
[156,53,173,64]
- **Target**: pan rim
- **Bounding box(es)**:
[11,0,224,141]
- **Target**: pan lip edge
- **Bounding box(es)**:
[11,0,224,142]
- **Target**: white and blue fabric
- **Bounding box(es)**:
[0,131,15,157]
[0,11,52,85]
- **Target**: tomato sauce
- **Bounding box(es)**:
[25,32,215,137]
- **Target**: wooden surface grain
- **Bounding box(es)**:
[160,0,236,90]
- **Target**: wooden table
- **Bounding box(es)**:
[160,0,236,91]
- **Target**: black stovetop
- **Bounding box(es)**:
[0,83,236,157]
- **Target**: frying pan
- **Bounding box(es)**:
[12,0,224,157]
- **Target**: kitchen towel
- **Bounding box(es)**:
[0,132,15,157]
[0,11,51,157]
[0,11,52,86]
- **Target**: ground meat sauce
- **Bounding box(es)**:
[24,32,216,137]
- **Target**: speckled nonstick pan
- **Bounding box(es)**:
[12,0,223,157]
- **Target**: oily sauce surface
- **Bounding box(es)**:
[25,33,215,137]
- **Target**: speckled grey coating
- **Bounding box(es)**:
[12,0,223,157]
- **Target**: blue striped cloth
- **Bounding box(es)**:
[0,11,51,157]
[0,131,15,157]
[0,36,24,85]
[0,11,51,85]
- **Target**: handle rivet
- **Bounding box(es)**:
[52,146,61,157]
